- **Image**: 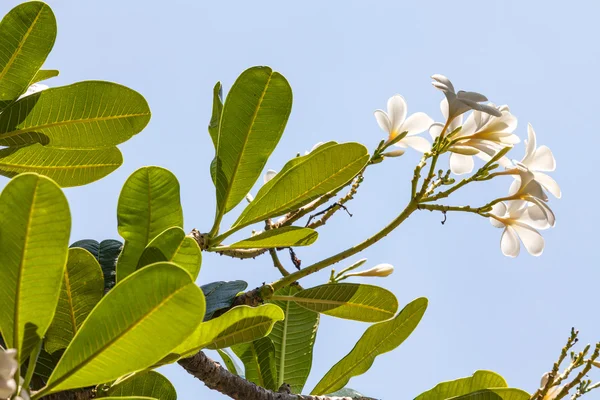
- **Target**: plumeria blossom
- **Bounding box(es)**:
[510,166,556,228]
[263,169,277,184]
[304,142,324,155]
[343,263,394,278]
[0,348,18,399]
[429,99,519,175]
[374,94,433,153]
[507,124,561,198]
[431,74,501,120]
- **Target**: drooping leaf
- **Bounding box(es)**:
[0,2,56,111]
[415,370,508,400]
[232,142,369,230]
[0,173,70,364]
[212,66,293,227]
[0,81,151,149]
[116,167,184,282]
[137,227,201,280]
[103,371,177,400]
[0,144,123,187]
[268,286,319,393]
[281,283,398,323]
[448,389,530,400]
[44,248,104,354]
[70,239,122,292]
[232,337,278,391]
[218,226,318,250]
[208,81,223,150]
[216,349,243,377]
[201,280,248,320]
[173,305,284,356]
[44,263,205,393]
[311,297,428,395]
[31,69,59,84]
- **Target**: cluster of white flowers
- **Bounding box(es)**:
[374,75,559,257]
[0,348,18,400]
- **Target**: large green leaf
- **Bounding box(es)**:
[218,226,318,250]
[311,297,428,395]
[232,337,277,391]
[0,2,56,111]
[232,142,369,230]
[0,144,123,187]
[0,173,70,364]
[70,239,122,293]
[137,227,201,280]
[0,81,150,149]
[448,389,530,400]
[217,349,243,377]
[116,167,184,282]
[103,371,177,400]
[173,304,284,356]
[201,280,248,321]
[415,371,508,400]
[268,286,319,393]
[277,283,398,323]
[31,69,59,84]
[208,81,223,150]
[212,66,293,228]
[43,262,205,394]
[44,248,104,354]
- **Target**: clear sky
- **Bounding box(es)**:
[2,1,599,399]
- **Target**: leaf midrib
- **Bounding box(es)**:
[63,267,78,337]
[0,159,120,170]
[277,299,290,388]
[272,295,394,316]
[210,318,274,349]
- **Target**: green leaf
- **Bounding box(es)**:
[44,262,205,393]
[232,142,369,230]
[0,144,123,187]
[208,81,223,150]
[201,280,248,321]
[0,2,56,111]
[70,239,122,293]
[282,283,398,323]
[31,69,59,84]
[34,349,61,381]
[0,81,151,149]
[448,389,530,400]
[116,167,184,282]
[0,173,70,364]
[173,304,284,356]
[217,349,243,377]
[311,297,428,395]
[137,227,201,280]
[212,66,293,228]
[232,337,278,391]
[415,371,508,400]
[44,248,104,354]
[218,226,318,249]
[103,371,177,400]
[268,286,319,393]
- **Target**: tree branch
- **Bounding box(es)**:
[178,351,377,400]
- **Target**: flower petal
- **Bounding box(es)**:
[523,123,538,164]
[399,136,431,153]
[535,172,561,198]
[512,222,544,256]
[508,177,520,196]
[501,226,520,257]
[530,146,556,172]
[431,74,455,92]
[402,112,434,136]
[449,153,474,175]
[387,95,407,133]
[374,110,391,134]
[264,169,277,184]
[457,90,488,102]
[491,201,508,217]
[429,122,444,140]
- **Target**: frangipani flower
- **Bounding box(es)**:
[0,348,18,399]
[508,124,561,198]
[343,263,394,278]
[374,94,433,153]
[431,74,501,120]
[510,166,555,228]
[264,169,277,184]
[305,142,324,155]
[489,201,548,257]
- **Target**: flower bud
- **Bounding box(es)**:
[344,263,394,278]
[245,193,254,202]
[381,149,406,158]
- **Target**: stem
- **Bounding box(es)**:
[269,249,290,277]
[418,203,490,215]
[270,200,418,292]
[20,341,42,396]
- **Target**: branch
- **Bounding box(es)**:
[178,351,377,400]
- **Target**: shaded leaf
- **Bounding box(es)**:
[311,297,428,395]
[216,349,243,377]
[415,371,507,400]
[233,142,369,230]
[0,173,70,364]
[218,226,318,250]
[116,167,183,282]
[0,81,150,149]
[208,81,223,150]
[201,280,248,321]
[103,371,176,400]
[267,286,319,393]
[449,389,530,400]
[31,69,59,84]
[70,239,122,292]
[0,144,123,187]
[45,248,104,354]
[0,2,56,110]
[283,283,398,323]
[137,227,201,280]
[44,263,205,393]
[232,337,277,391]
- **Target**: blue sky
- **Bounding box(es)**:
[2,0,599,398]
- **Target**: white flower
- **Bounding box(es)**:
[489,201,548,257]
[430,99,519,175]
[431,74,501,120]
[17,83,48,100]
[263,169,277,184]
[305,142,324,155]
[511,166,555,228]
[343,263,394,278]
[374,94,433,153]
[508,124,561,198]
[0,348,18,399]
[542,385,564,400]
